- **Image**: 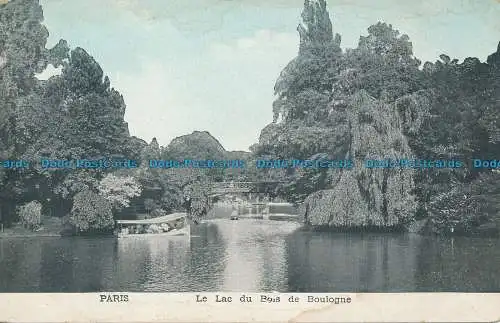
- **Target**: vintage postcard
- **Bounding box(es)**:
[1,0,500,322]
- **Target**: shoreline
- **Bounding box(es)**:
[0,216,63,238]
[296,222,499,238]
[1,216,498,239]
[0,233,61,238]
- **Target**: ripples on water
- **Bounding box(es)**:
[0,218,499,292]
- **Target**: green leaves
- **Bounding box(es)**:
[63,48,105,96]
[98,174,142,211]
[17,200,42,231]
[0,6,138,224]
[69,189,113,232]
[162,131,226,160]
[298,0,334,53]
[358,22,413,59]
[428,171,500,234]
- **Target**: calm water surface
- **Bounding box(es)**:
[1,218,499,292]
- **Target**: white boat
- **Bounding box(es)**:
[115,213,190,239]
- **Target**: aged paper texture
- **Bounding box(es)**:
[1,0,500,322]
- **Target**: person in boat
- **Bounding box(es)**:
[230,204,238,219]
[183,195,192,214]
[147,224,160,234]
[160,222,171,232]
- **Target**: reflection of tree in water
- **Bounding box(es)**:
[112,222,229,292]
[415,237,500,292]
[286,232,421,292]
[186,222,226,291]
[207,219,299,292]
[40,240,74,292]
[1,238,116,292]
[285,232,309,292]
[136,238,191,292]
[256,228,290,292]
[0,239,42,292]
[39,238,116,292]
[115,238,156,291]
[68,238,116,291]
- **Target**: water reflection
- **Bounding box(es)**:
[1,221,500,292]
[39,237,116,292]
[286,232,422,292]
[286,232,500,292]
[0,239,43,292]
[188,222,226,291]
[212,219,299,291]
[415,236,500,292]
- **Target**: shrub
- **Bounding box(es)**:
[69,189,114,232]
[98,174,142,212]
[150,208,166,218]
[428,171,500,234]
[17,201,43,231]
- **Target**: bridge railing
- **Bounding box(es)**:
[209,181,284,194]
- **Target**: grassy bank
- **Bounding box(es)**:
[0,217,62,238]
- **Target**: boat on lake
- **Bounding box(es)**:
[230,209,239,220]
[115,213,190,239]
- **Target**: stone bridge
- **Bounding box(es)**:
[209,181,284,197]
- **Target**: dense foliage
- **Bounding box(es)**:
[98,174,142,212]
[162,131,226,160]
[0,1,218,233]
[17,200,42,231]
[133,136,219,221]
[2,0,499,236]
[69,189,113,233]
[255,0,500,234]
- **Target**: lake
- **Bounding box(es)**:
[1,218,499,292]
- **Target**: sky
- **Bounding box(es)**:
[37,0,500,151]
